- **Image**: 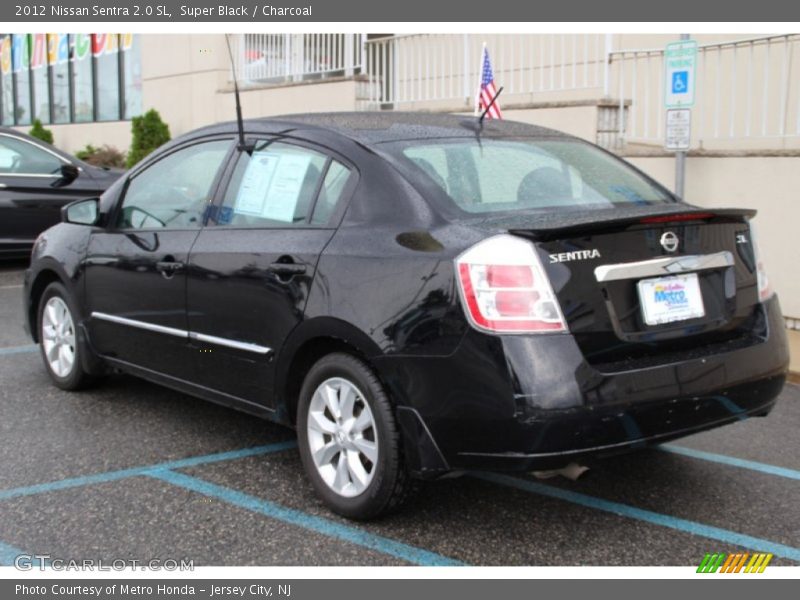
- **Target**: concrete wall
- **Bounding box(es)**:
[36,120,131,156]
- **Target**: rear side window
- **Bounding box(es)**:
[311,161,352,225]
[383,138,673,215]
[214,140,352,228]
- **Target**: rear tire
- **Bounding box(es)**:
[296,352,416,519]
[37,282,93,391]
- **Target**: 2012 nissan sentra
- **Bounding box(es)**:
[23,113,790,519]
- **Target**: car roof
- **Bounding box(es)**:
[186,112,572,147]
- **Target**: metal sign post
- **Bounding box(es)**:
[664,34,697,199]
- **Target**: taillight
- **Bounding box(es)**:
[455,234,567,334]
[750,223,773,302]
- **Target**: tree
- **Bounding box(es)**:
[127,109,171,168]
[29,119,54,145]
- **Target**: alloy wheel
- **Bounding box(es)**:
[41,296,76,379]
[306,377,379,498]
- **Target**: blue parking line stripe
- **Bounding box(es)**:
[149,469,464,567]
[0,540,26,566]
[478,472,800,562]
[660,444,800,481]
[0,441,297,501]
[0,344,38,356]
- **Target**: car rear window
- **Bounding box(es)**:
[380,138,673,214]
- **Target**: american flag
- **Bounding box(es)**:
[477,46,502,120]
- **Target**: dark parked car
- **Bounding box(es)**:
[0,127,121,259]
[23,113,789,519]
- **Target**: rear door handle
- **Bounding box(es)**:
[268,262,307,276]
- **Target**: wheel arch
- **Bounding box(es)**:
[274,317,384,427]
[277,317,451,479]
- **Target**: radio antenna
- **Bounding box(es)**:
[225,34,252,153]
[478,86,503,127]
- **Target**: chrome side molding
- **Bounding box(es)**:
[594,251,734,283]
[91,312,186,338]
[91,312,272,355]
[188,331,272,355]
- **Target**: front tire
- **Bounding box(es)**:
[37,282,92,391]
[296,353,416,519]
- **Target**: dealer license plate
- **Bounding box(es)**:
[637,273,705,326]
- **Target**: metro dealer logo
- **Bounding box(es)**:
[653,282,689,307]
[696,552,773,573]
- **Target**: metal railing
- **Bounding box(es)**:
[608,34,800,146]
[229,33,800,149]
[363,34,611,108]
[232,34,366,85]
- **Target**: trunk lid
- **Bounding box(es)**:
[469,204,763,370]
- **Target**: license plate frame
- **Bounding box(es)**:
[637,273,705,326]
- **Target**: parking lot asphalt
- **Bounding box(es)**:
[0,261,798,567]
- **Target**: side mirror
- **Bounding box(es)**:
[53,163,79,188]
[62,197,100,226]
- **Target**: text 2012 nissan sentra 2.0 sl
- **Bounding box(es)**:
[23,113,789,519]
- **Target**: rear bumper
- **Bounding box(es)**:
[451,375,783,471]
[377,296,790,475]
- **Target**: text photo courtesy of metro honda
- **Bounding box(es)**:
[19,52,789,519]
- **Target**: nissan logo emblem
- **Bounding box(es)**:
[660,231,680,253]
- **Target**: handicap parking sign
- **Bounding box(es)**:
[672,71,689,94]
[664,40,697,107]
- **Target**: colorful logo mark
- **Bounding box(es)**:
[697,552,773,573]
[653,282,688,306]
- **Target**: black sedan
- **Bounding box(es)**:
[23,113,790,519]
[0,127,121,259]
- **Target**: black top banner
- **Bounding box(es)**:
[3,0,800,22]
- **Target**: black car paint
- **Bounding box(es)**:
[0,128,121,258]
[23,113,789,477]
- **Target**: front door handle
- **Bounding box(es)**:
[156,260,185,278]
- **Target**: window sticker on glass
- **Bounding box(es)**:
[234,150,313,223]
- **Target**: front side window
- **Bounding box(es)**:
[0,135,63,175]
[117,140,231,230]
[381,138,673,215]
[214,141,334,228]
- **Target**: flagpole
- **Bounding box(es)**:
[474,42,486,116]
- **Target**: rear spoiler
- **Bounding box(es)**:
[477,204,757,240]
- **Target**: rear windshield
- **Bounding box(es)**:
[380,138,673,214]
